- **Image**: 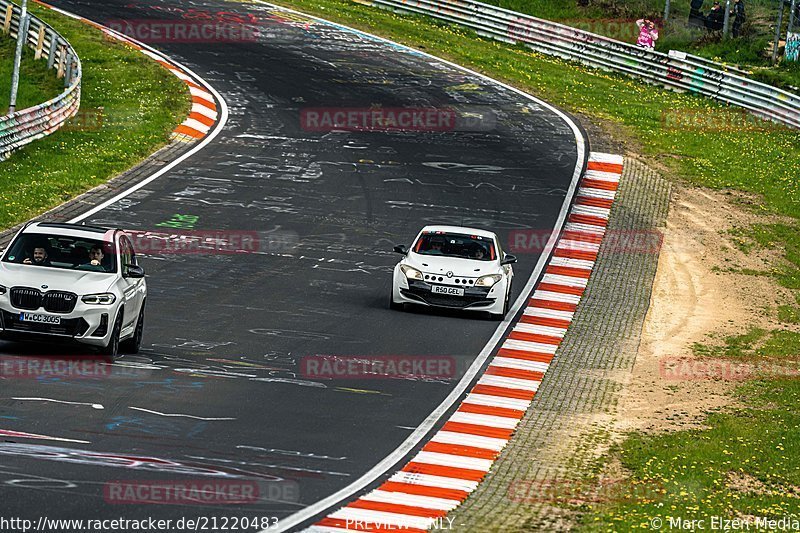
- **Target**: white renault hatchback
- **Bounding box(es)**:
[390,225,516,320]
[0,222,146,357]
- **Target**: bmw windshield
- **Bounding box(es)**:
[2,234,117,273]
[413,232,496,261]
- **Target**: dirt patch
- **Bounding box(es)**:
[727,471,800,498]
[616,178,796,434]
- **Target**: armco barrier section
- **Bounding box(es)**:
[366,0,800,130]
[0,0,80,160]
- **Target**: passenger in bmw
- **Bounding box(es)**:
[23,246,51,266]
[81,244,107,271]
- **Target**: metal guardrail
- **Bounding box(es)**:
[366,0,800,130]
[0,0,80,161]
[669,50,752,76]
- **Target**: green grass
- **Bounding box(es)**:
[0,34,63,111]
[583,380,800,530]
[778,294,800,324]
[0,5,190,229]
[693,328,800,358]
[734,223,800,289]
[692,328,768,358]
[778,304,800,324]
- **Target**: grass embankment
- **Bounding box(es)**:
[0,35,63,110]
[251,0,800,525]
[0,4,190,229]
[480,0,800,91]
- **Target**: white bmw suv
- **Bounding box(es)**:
[0,222,147,357]
[390,225,516,320]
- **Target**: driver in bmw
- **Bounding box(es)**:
[23,246,51,266]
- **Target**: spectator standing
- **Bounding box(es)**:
[706,1,725,31]
[689,0,706,26]
[731,0,745,37]
[636,19,659,49]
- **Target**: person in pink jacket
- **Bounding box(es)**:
[636,19,659,49]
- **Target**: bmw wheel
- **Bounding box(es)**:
[121,301,144,354]
[101,310,123,358]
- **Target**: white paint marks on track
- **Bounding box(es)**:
[11,397,104,410]
[302,154,624,532]
[0,429,90,444]
[129,407,236,421]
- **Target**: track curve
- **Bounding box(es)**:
[0,0,586,530]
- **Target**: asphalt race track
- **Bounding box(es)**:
[0,0,585,530]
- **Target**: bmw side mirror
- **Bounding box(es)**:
[125,264,145,278]
[501,254,517,265]
[393,244,407,255]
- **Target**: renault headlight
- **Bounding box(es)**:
[475,274,503,287]
[400,265,424,281]
[82,293,116,305]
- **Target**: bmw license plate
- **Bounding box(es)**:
[19,313,61,325]
[432,285,464,296]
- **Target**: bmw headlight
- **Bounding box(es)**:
[400,265,424,281]
[0,284,6,295]
[475,274,503,287]
[81,293,116,305]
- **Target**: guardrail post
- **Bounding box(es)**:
[56,44,66,78]
[8,0,28,114]
[46,32,57,69]
[3,4,12,34]
[773,0,786,63]
[723,0,731,36]
[34,23,44,58]
[63,52,72,87]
